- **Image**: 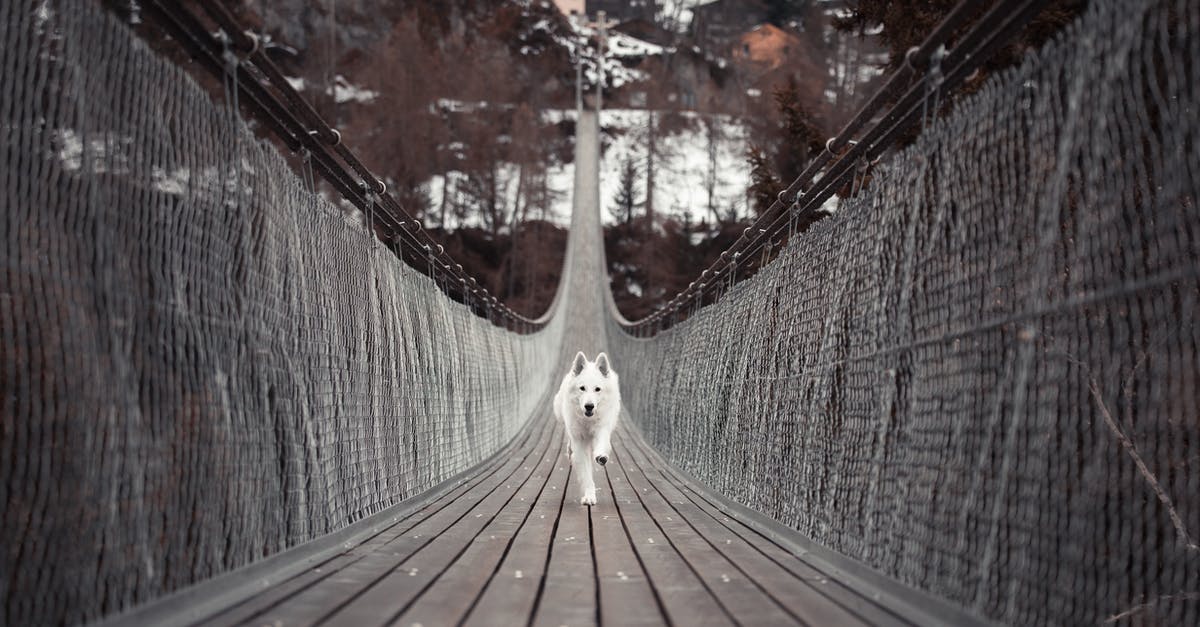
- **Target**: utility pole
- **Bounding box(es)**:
[596,10,607,114]
[572,13,583,113]
[575,11,617,114]
[573,10,619,114]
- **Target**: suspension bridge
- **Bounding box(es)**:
[2,0,1198,625]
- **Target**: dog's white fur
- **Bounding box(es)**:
[553,351,621,505]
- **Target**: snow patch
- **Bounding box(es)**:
[558,19,666,90]
[422,158,575,229]
[606,31,667,58]
[598,109,751,226]
[329,75,377,104]
[657,0,702,32]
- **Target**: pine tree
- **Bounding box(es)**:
[744,79,824,218]
[772,77,824,185]
[746,145,781,217]
[612,156,641,225]
[833,1,1084,87]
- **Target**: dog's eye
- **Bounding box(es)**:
[579,386,585,391]
[594,387,601,392]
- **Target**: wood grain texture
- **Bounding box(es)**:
[192,408,919,627]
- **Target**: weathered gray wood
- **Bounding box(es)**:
[589,470,667,627]
[617,428,901,626]
[462,420,572,627]
[604,447,734,626]
[317,419,558,625]
[530,477,597,627]
[185,408,952,627]
[197,418,545,626]
[610,431,796,626]
[163,417,543,626]
[243,418,556,626]
[394,422,564,626]
[619,427,919,626]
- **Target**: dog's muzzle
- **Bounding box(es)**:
[584,403,595,417]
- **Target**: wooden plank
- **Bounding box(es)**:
[461,423,572,627]
[589,472,668,627]
[617,429,899,626]
[242,417,557,626]
[315,419,559,625]
[200,418,545,625]
[609,430,797,626]
[391,424,564,626]
[619,428,911,626]
[202,407,921,627]
[530,472,596,627]
[603,444,734,627]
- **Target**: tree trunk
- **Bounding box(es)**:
[645,110,656,227]
[488,159,502,239]
[706,114,719,223]
[506,164,526,300]
[440,173,453,228]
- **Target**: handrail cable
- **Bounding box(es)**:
[622,0,1052,335]
[138,0,545,333]
[696,0,1049,298]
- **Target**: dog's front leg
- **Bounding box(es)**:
[593,426,614,466]
[572,440,597,506]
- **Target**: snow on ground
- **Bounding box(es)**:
[544,159,577,225]
[330,75,378,104]
[540,108,577,125]
[421,159,575,229]
[552,18,665,90]
[605,31,667,58]
[656,0,704,32]
[418,106,752,230]
[281,74,378,104]
[598,108,751,226]
[433,99,505,114]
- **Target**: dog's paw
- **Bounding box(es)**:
[580,491,597,506]
[595,455,608,466]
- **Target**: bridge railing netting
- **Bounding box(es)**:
[609,0,1199,624]
[0,3,563,624]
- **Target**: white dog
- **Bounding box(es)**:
[553,351,621,505]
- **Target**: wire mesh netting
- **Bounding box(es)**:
[0,3,566,624]
[4,0,1200,624]
[609,0,1199,624]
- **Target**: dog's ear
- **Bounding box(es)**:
[572,351,588,376]
[595,352,611,376]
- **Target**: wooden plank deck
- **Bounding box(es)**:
[162,403,961,627]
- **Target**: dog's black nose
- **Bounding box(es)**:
[584,403,595,413]
[595,455,608,466]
